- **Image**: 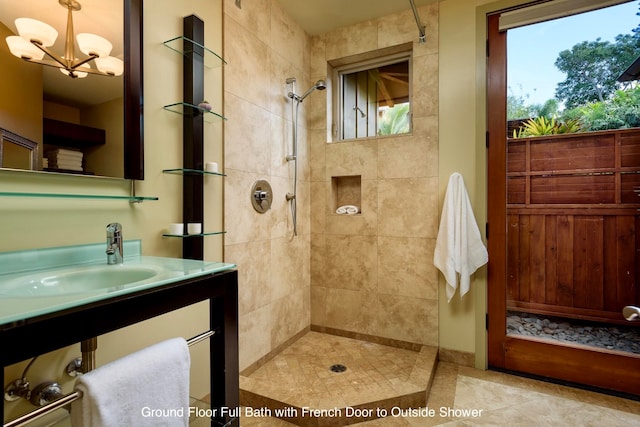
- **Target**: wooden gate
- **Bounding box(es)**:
[506,129,640,324]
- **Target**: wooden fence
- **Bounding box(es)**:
[506,128,640,324]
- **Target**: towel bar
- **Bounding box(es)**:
[4,330,217,427]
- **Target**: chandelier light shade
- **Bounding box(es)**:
[95,56,124,76]
[76,33,113,58]
[5,36,45,60]
[5,0,123,79]
[14,18,58,47]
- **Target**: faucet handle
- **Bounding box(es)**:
[106,223,123,264]
[106,223,122,236]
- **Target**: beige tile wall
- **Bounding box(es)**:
[223,0,312,371]
[224,1,440,370]
[309,4,440,347]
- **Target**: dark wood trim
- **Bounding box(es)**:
[486,10,640,397]
[43,118,105,148]
[123,0,144,180]
[506,206,640,215]
[503,335,640,395]
[182,15,205,260]
[508,300,640,325]
[0,269,239,426]
[486,12,508,368]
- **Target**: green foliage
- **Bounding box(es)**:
[537,99,560,118]
[509,7,640,136]
[555,118,583,134]
[512,116,582,138]
[561,86,640,131]
[507,87,560,121]
[554,35,640,109]
[378,103,410,136]
[513,116,553,137]
[507,88,536,120]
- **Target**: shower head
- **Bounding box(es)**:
[298,79,327,102]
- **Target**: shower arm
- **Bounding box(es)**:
[409,0,426,43]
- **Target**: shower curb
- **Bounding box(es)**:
[239,332,438,426]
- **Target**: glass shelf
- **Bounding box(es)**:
[163,168,225,177]
[0,191,158,202]
[163,231,226,238]
[163,102,226,122]
[163,36,226,69]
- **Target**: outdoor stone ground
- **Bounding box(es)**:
[507,311,640,354]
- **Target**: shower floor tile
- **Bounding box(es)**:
[240,331,437,426]
[240,362,640,427]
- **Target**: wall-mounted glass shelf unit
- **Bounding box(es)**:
[163,102,226,122]
[0,191,158,202]
[162,168,225,177]
[163,36,226,69]
[162,231,226,238]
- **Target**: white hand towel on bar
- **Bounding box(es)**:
[433,172,488,302]
[71,337,190,427]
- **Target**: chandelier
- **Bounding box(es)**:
[5,0,123,79]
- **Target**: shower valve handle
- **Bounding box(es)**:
[251,180,273,213]
[253,190,271,209]
[254,190,269,201]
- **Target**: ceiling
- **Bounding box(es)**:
[1,0,434,107]
[276,0,436,36]
[0,0,122,107]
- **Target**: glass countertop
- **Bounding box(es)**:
[0,241,235,326]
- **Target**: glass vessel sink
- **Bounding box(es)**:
[0,241,236,325]
[0,264,162,297]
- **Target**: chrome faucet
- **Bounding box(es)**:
[106,223,123,264]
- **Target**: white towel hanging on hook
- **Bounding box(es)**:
[433,172,488,302]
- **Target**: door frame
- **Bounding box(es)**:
[485,11,640,396]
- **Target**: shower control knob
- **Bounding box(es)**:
[254,190,268,200]
[251,180,273,213]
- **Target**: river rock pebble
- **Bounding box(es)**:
[507,311,640,354]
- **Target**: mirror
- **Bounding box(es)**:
[0,0,143,180]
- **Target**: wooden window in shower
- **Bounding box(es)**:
[333,49,412,141]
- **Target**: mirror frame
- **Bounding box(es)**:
[124,0,144,180]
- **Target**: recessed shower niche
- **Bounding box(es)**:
[331,175,361,214]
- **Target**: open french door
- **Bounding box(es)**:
[486,11,640,396]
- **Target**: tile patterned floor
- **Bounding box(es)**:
[240,332,437,426]
[240,333,640,427]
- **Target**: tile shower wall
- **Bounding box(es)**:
[223,0,312,371]
[309,4,440,347]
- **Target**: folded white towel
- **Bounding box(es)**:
[56,153,84,162]
[336,205,360,215]
[50,148,83,158]
[433,173,488,302]
[52,164,83,172]
[71,337,190,427]
[54,160,83,168]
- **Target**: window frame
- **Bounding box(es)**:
[332,50,413,142]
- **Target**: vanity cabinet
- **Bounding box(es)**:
[43,119,106,149]
[0,269,239,427]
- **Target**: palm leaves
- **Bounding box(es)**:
[512,116,582,138]
[378,103,410,136]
